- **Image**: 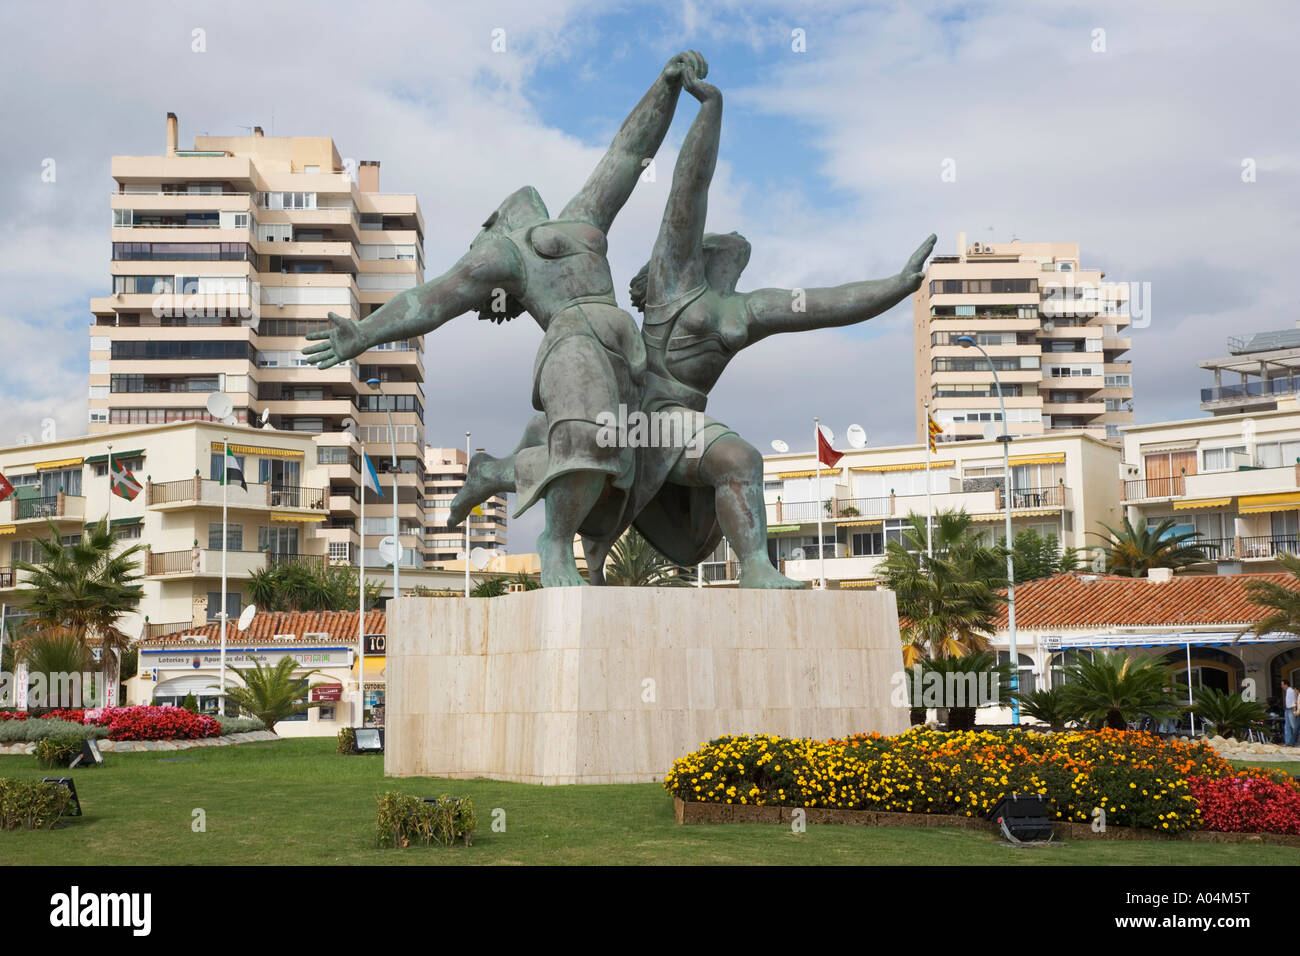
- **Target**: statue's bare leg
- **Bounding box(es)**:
[679,434,803,589]
[582,534,612,586]
[449,452,515,528]
[538,472,605,587]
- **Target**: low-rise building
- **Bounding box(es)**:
[1119,401,1300,571]
[702,430,1122,588]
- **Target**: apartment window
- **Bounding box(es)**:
[929,278,1038,294]
[208,522,243,551]
[257,223,293,243]
[209,453,245,481]
[328,542,351,563]
[850,530,885,556]
[111,340,256,361]
[1254,440,1300,469]
[260,192,317,210]
[1105,374,1132,388]
[10,539,37,565]
[206,592,242,623]
[1202,445,1247,472]
[258,526,300,558]
[93,456,142,478]
[113,275,174,294]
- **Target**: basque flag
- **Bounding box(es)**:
[362,453,383,498]
[109,453,142,501]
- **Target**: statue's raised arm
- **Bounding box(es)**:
[302,238,521,369]
[557,51,707,233]
[741,234,937,343]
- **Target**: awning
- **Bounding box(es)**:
[85,449,145,465]
[767,524,802,533]
[86,516,143,528]
[1140,441,1198,454]
[1058,631,1296,649]
[211,442,303,459]
[852,460,955,473]
[270,512,326,523]
[838,579,877,589]
[33,457,83,470]
[1173,497,1233,511]
[971,508,1059,521]
[776,469,832,479]
[352,656,385,682]
[1009,452,1066,465]
[0,525,14,536]
[1239,492,1300,515]
[837,519,883,527]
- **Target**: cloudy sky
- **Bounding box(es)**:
[2,0,1296,550]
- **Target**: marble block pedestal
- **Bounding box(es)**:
[386,587,908,785]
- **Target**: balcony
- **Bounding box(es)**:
[1200,375,1300,408]
[146,478,326,512]
[2,494,86,525]
[997,484,1068,510]
[0,567,14,589]
[146,549,328,578]
[783,554,884,583]
[1238,535,1299,560]
[1122,476,1185,501]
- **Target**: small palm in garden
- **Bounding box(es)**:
[216,657,324,733]
[603,528,690,587]
[1192,687,1271,740]
[1091,517,1206,577]
[1013,686,1076,732]
[1059,650,1183,730]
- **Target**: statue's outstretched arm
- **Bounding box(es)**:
[646,74,720,305]
[557,51,707,234]
[302,238,522,369]
[742,234,936,343]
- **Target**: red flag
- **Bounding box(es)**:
[817,427,843,468]
[0,472,13,504]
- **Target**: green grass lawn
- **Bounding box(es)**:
[2,739,1295,866]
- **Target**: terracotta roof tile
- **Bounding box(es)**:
[993,571,1299,630]
[144,610,386,646]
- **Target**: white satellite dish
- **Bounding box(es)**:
[379,535,404,565]
[791,547,806,561]
[846,424,867,449]
[205,392,233,420]
[771,439,789,453]
[222,415,238,426]
[470,547,491,570]
[818,425,835,445]
[236,604,257,632]
[1041,320,1055,333]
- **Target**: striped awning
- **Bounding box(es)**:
[86,516,143,528]
[767,524,802,533]
[838,579,877,589]
[1058,630,1295,649]
[270,512,325,523]
[1173,497,1233,511]
[837,519,883,527]
[851,460,955,473]
[0,525,14,536]
[1239,492,1300,515]
[776,469,830,479]
[972,508,1059,521]
[33,457,83,470]
[1009,452,1065,465]
[85,449,145,465]
[211,442,303,459]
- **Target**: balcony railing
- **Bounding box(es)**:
[142,620,196,640]
[1201,376,1300,405]
[1191,536,1234,560]
[701,561,737,582]
[836,496,892,519]
[16,495,60,520]
[1122,476,1185,500]
[269,485,327,510]
[998,485,1067,510]
[0,567,14,588]
[1238,535,1300,560]
[268,552,327,570]
[147,479,327,510]
[148,550,205,575]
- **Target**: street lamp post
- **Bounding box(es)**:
[955,336,1019,725]
[367,378,399,652]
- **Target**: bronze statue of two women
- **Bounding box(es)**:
[305,51,935,588]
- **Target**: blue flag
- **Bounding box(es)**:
[362,453,383,498]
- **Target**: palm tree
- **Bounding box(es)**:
[471,576,508,598]
[247,560,382,611]
[602,528,690,587]
[1058,650,1183,729]
[880,510,1004,665]
[1192,687,1271,739]
[215,657,324,732]
[15,516,144,705]
[1013,686,1076,731]
[12,626,95,710]
[1090,517,1206,577]
[1239,550,1300,640]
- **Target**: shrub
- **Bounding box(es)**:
[34,734,86,769]
[1190,775,1300,834]
[1192,688,1271,740]
[0,719,108,744]
[664,728,1298,833]
[376,792,476,848]
[216,716,265,735]
[92,706,221,741]
[0,778,72,830]
[338,727,356,754]
[181,693,199,714]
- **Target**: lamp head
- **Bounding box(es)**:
[366,377,380,388]
[956,335,975,348]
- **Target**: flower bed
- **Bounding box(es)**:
[664,728,1299,835]
[1190,776,1300,835]
[1,707,235,740]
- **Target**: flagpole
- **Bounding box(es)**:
[815,417,825,591]
[924,404,933,560]
[219,436,228,717]
[359,443,366,727]
[105,443,113,708]
[464,431,471,599]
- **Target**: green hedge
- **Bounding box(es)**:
[0,720,109,744]
[216,716,265,735]
[0,778,73,830]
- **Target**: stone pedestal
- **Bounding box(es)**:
[386,588,907,785]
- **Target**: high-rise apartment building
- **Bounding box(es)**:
[89,113,427,568]
[913,235,1134,444]
[421,445,508,567]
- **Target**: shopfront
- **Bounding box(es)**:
[352,633,386,726]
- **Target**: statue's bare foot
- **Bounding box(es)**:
[539,532,588,588]
[448,452,502,527]
[738,561,805,589]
